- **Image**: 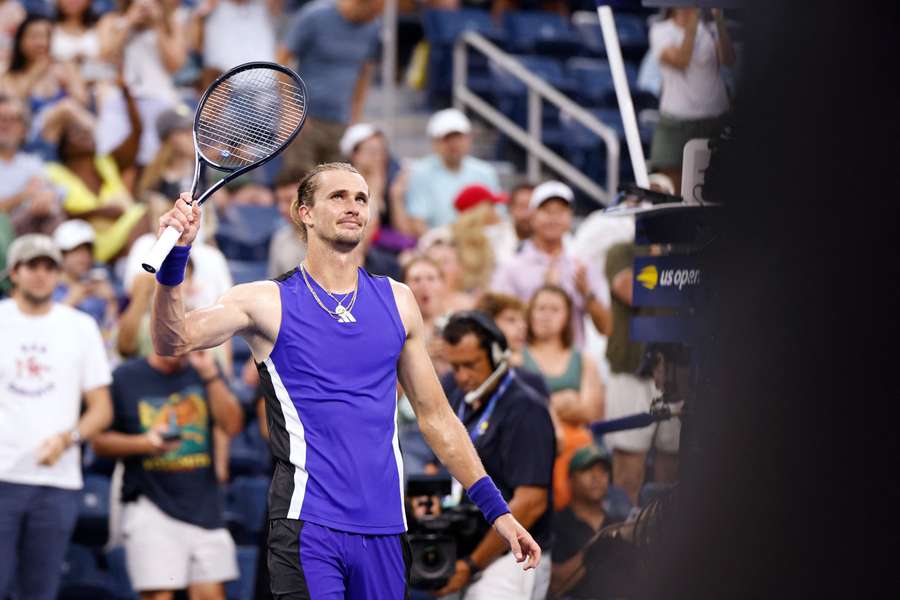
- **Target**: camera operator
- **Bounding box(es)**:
[431,311,556,599]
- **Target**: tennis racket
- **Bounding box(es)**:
[142,61,308,273]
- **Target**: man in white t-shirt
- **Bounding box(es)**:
[0,234,113,600]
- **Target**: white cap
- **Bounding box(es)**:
[530,180,574,210]
[52,219,96,252]
[426,108,471,139]
[339,123,381,158]
[6,234,62,268]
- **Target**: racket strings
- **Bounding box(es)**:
[196,68,307,170]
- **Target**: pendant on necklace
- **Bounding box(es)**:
[335,304,357,323]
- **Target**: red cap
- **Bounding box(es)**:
[453,184,507,213]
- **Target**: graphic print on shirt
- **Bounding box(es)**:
[138,387,211,472]
[7,344,54,397]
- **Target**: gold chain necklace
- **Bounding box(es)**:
[300,263,359,323]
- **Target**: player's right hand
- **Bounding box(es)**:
[158,193,202,247]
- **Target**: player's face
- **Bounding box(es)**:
[570,463,610,504]
[444,333,494,394]
[307,169,370,252]
[529,289,569,343]
[494,308,527,352]
[11,257,60,306]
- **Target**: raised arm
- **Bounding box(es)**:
[392,280,541,570]
[151,194,280,357]
[659,11,699,71]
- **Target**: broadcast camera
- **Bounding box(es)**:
[405,475,489,590]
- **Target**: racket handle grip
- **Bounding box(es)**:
[141,226,184,273]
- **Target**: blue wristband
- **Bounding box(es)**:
[155,245,191,286]
[467,476,510,525]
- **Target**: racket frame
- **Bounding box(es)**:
[142,61,308,273]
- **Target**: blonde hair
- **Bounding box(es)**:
[451,203,495,292]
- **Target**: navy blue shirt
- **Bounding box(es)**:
[110,359,223,529]
[442,373,556,548]
[282,0,380,123]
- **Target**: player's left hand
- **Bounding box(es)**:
[494,513,541,570]
[433,559,471,597]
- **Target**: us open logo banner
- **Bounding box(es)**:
[632,256,704,308]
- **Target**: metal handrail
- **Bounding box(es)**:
[453,30,620,206]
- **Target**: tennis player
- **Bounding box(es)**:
[149,162,540,599]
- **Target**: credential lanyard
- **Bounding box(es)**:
[458,372,514,443]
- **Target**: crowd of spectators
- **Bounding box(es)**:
[0,1,735,598]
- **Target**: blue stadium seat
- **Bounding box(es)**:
[216,204,283,262]
[422,8,503,46]
[224,476,270,544]
[490,55,572,148]
[614,14,649,56]
[421,9,506,106]
[72,474,110,548]
[503,11,582,57]
[227,260,269,286]
[573,14,648,60]
[104,546,137,600]
[567,58,616,107]
[228,424,271,478]
[59,544,123,600]
[82,444,116,477]
[225,545,260,600]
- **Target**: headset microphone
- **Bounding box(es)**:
[464,348,511,405]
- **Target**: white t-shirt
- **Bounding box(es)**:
[203,0,277,72]
[650,20,730,120]
[0,300,112,490]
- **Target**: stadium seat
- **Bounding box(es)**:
[422,8,503,46]
[421,8,507,106]
[567,58,616,107]
[82,444,116,477]
[228,424,271,478]
[573,13,648,60]
[59,544,124,600]
[503,11,582,57]
[215,204,283,262]
[72,474,111,548]
[225,545,260,600]
[104,546,137,600]
[227,260,269,286]
[224,476,270,544]
[614,14,649,57]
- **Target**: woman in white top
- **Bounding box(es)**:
[52,0,112,83]
[96,0,187,165]
[648,8,736,192]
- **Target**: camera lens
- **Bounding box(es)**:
[423,545,440,567]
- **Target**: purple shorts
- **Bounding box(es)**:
[267,519,410,599]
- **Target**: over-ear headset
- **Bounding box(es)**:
[442,311,512,404]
